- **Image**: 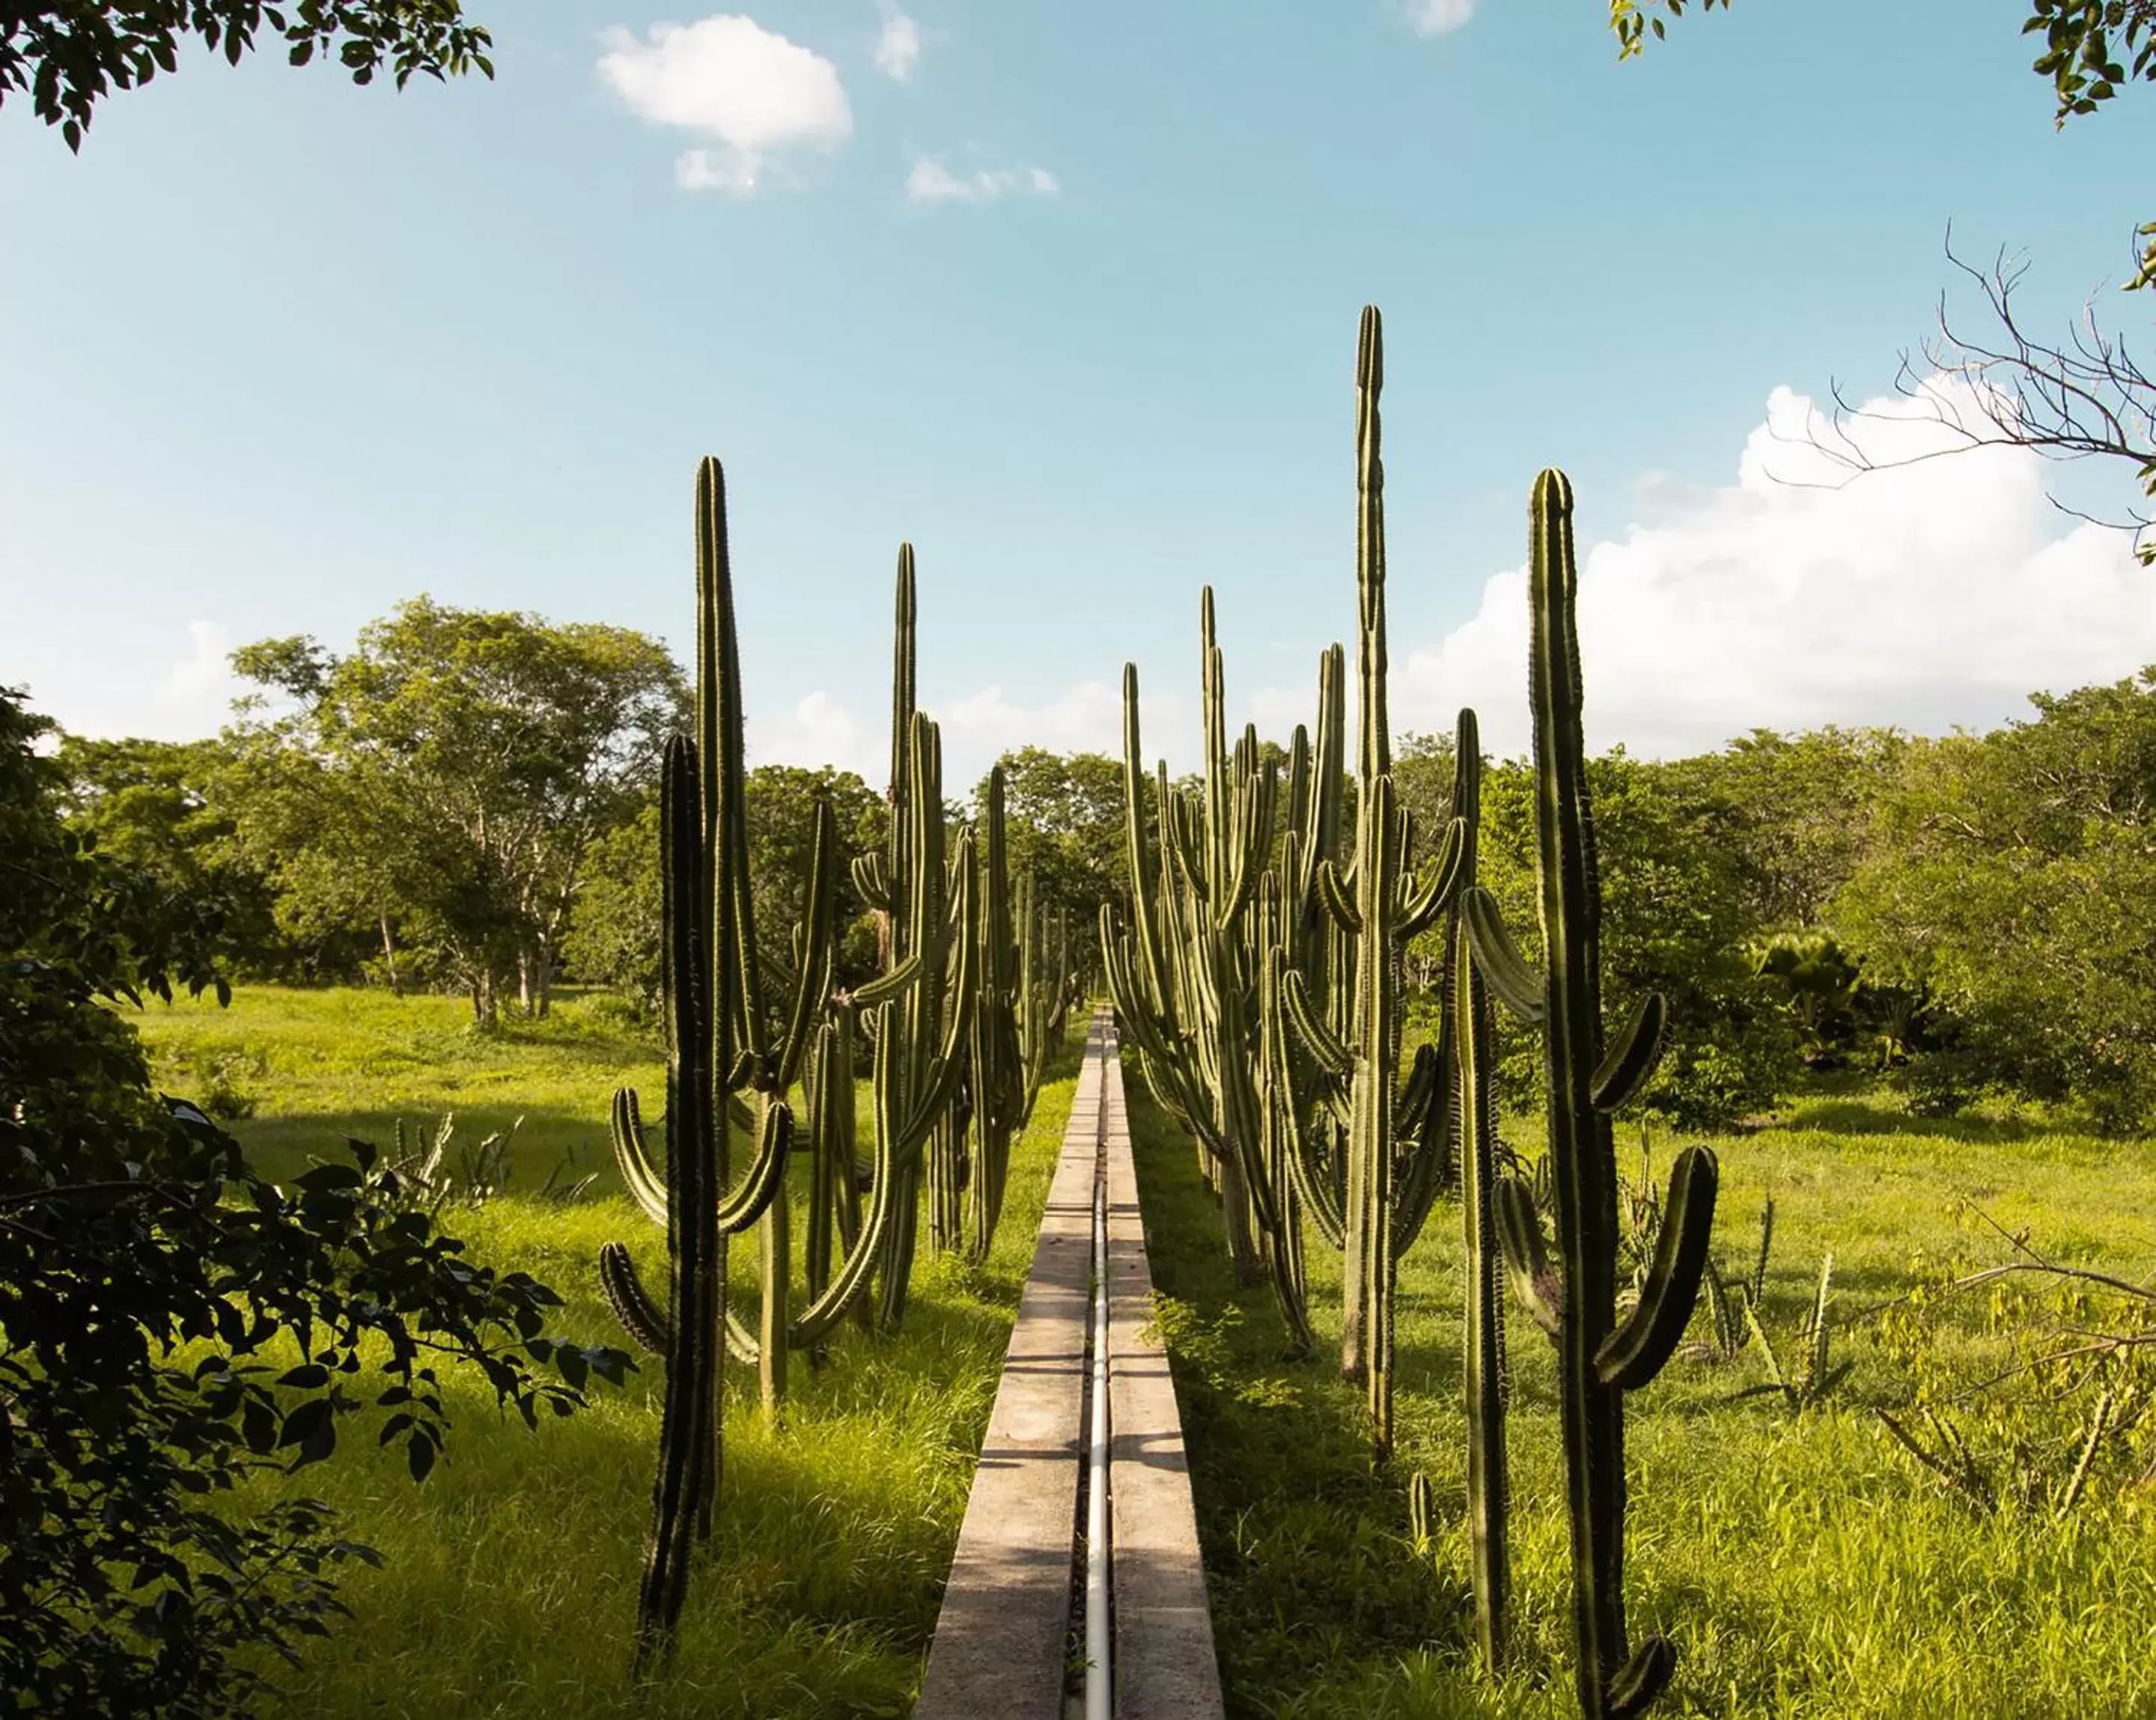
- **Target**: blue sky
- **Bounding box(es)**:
[4,0,2155,783]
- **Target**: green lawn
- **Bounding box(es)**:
[127,983,1082,1720]
[1128,1077,2156,1720]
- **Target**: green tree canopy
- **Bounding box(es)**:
[228,597,682,1025]
[2,0,493,150]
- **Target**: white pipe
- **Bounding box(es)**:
[1084,1123,1112,1720]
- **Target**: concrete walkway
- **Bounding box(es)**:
[915,1010,1223,1720]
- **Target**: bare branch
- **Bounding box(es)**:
[1756,225,2156,564]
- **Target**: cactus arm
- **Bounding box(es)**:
[712,1099,793,1235]
[1590,992,1669,1113]
[1281,968,1355,1082]
[893,835,982,1158]
[1595,1144,1720,1390]
[1314,859,1362,934]
[1303,644,1347,907]
[769,796,838,1093]
[1463,887,1547,1025]
[1398,815,1468,941]
[609,1088,670,1227]
[599,1240,672,1353]
[1608,1639,1678,1720]
[852,851,889,911]
[1164,793,1211,903]
[1389,1041,1454,1254]
[853,953,923,1005]
[1496,1176,1563,1339]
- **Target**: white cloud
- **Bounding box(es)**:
[597,15,852,193]
[747,679,1140,787]
[749,689,879,778]
[147,621,246,737]
[1356,376,2156,760]
[874,4,922,80]
[906,158,1060,206]
[1400,0,1475,35]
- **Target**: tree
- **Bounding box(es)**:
[230,598,683,1026]
[1611,1,2156,561]
[1833,670,2156,1125]
[977,746,1125,989]
[1668,725,1904,933]
[562,764,886,1014]
[2,1,493,150]
[55,733,289,978]
[1471,747,1799,1128]
[0,683,625,1715]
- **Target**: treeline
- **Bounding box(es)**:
[49,597,2156,1131]
[51,598,1121,1030]
[1393,673,2156,1130]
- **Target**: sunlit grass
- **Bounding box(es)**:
[127,983,1081,1719]
[1131,1079,2156,1720]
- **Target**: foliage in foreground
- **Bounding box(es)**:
[0,684,625,1717]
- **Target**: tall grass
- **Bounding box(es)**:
[1130,1078,2156,1719]
[128,984,1080,1719]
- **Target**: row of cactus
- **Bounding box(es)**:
[1105,309,1720,1716]
[597,461,1071,1666]
[1100,309,1478,1454]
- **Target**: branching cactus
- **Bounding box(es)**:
[1100,600,1309,1341]
[959,766,1070,1263]
[1464,469,1720,1720]
[594,458,803,1668]
[1272,307,1467,1458]
[849,550,981,1327]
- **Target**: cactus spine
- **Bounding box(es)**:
[1465,469,1720,1719]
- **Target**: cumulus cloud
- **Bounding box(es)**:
[874,4,922,79]
[597,15,851,193]
[1359,376,2156,760]
[144,621,246,737]
[748,679,1142,787]
[1400,0,1475,34]
[749,689,879,778]
[905,158,1060,206]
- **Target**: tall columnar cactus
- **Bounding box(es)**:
[603,502,974,1465]
[1274,307,1466,1457]
[1100,603,1313,1344]
[1464,469,1721,1720]
[957,767,1071,1263]
[849,550,981,1329]
[594,458,802,1668]
[1449,707,1509,1671]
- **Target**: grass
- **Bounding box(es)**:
[125,983,1083,1720]
[1128,1076,2156,1720]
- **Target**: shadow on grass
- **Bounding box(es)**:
[1124,1078,1473,1717]
[227,1105,621,1191]
[1776,1097,2054,1144]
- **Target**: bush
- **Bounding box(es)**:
[0,686,630,1716]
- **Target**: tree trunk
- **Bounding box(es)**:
[470,968,498,1031]
[378,912,404,997]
